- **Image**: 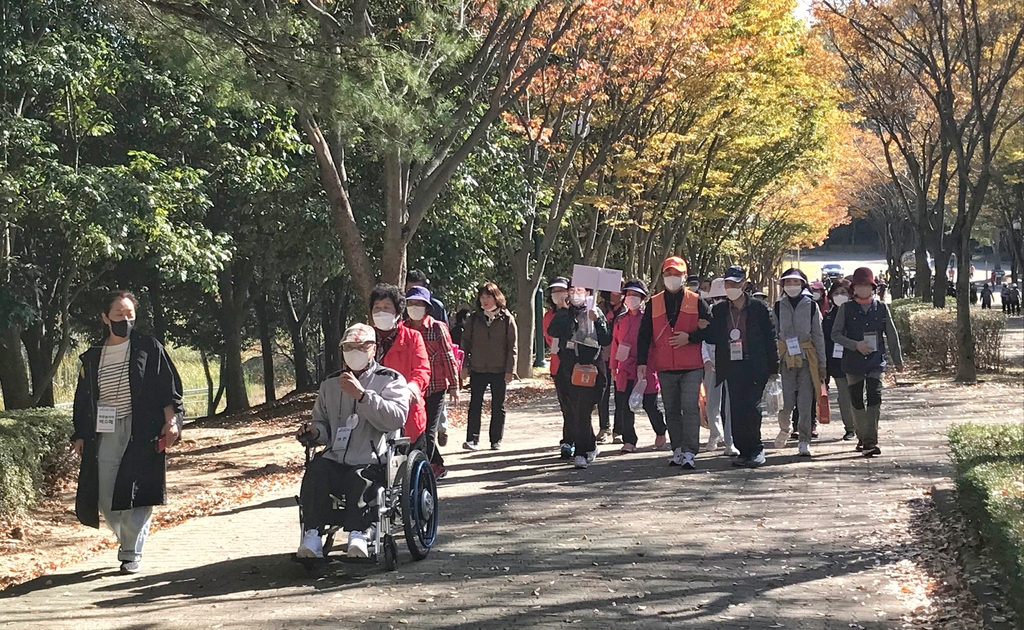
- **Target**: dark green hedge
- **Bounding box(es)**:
[947,422,1024,622]
[0,407,75,517]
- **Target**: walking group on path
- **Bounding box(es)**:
[68,257,909,571]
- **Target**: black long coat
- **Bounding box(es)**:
[72,331,184,528]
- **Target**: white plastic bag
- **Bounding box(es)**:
[763,376,783,416]
[629,378,646,413]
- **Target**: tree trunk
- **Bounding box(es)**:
[915,242,931,302]
[381,147,409,286]
[254,294,276,403]
[221,320,249,413]
[22,323,54,407]
[513,280,539,379]
[217,265,252,413]
[931,249,952,308]
[0,326,32,410]
[321,282,348,376]
[954,233,977,383]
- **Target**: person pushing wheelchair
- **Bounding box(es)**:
[295,323,411,559]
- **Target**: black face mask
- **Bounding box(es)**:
[109,319,135,338]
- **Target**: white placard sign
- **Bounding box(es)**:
[572,264,623,292]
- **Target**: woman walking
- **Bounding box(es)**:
[608,280,667,453]
[461,282,518,451]
[544,277,578,459]
[72,290,184,574]
[370,284,431,445]
[822,280,856,442]
[405,286,459,480]
[547,283,612,468]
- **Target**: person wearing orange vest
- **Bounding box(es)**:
[636,256,713,470]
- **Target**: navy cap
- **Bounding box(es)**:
[724,265,746,283]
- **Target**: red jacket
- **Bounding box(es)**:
[543,309,560,377]
[610,308,660,394]
[380,323,430,443]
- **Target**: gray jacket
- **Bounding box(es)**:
[310,361,410,467]
[775,295,827,368]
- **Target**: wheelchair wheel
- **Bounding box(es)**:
[383,534,398,571]
[401,449,438,560]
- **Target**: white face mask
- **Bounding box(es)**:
[343,349,371,372]
[373,312,397,331]
[625,296,642,311]
[407,305,427,321]
[812,291,822,301]
[570,293,587,307]
[663,276,683,292]
[783,285,803,298]
[832,294,849,306]
[726,288,744,301]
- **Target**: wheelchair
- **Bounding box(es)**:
[294,434,439,571]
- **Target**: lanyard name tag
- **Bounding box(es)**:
[785,337,802,356]
[96,406,117,433]
[333,414,359,451]
[832,344,844,359]
[863,332,878,352]
[729,340,743,361]
[615,343,631,362]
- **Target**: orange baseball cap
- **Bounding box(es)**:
[662,256,687,274]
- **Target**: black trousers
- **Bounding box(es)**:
[554,375,575,445]
[614,381,666,446]
[726,365,768,460]
[466,371,507,445]
[300,455,384,534]
[598,359,612,431]
[416,391,445,466]
[555,365,603,456]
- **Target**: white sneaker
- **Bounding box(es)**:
[798,441,812,457]
[586,445,600,463]
[724,444,740,457]
[347,530,369,558]
[773,429,789,449]
[668,448,684,466]
[297,529,324,559]
[681,452,696,470]
[574,455,589,469]
[705,434,722,452]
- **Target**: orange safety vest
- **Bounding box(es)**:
[649,290,703,372]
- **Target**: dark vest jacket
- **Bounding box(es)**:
[840,301,888,376]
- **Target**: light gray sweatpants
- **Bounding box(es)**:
[778,363,814,443]
[703,365,733,448]
[833,376,855,433]
[98,414,153,562]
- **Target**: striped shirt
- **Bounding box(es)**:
[98,341,132,418]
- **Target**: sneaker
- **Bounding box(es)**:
[724,445,740,457]
[619,443,636,454]
[430,463,448,480]
[811,429,819,439]
[855,441,864,452]
[653,434,668,450]
[596,428,612,444]
[681,452,696,470]
[297,529,324,559]
[746,451,766,467]
[490,442,502,451]
[732,457,750,467]
[773,429,790,449]
[573,455,589,469]
[612,433,623,444]
[843,431,856,441]
[463,441,479,451]
[798,442,812,457]
[586,446,600,463]
[560,443,575,459]
[347,530,369,559]
[863,445,881,457]
[438,432,449,447]
[119,560,141,575]
[705,435,722,452]
[668,448,684,466]
[790,431,799,439]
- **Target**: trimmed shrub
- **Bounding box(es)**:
[947,423,1024,622]
[889,297,933,356]
[908,307,1007,372]
[0,408,75,517]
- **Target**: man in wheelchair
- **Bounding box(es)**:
[295,323,410,559]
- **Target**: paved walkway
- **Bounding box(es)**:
[2,379,1021,629]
